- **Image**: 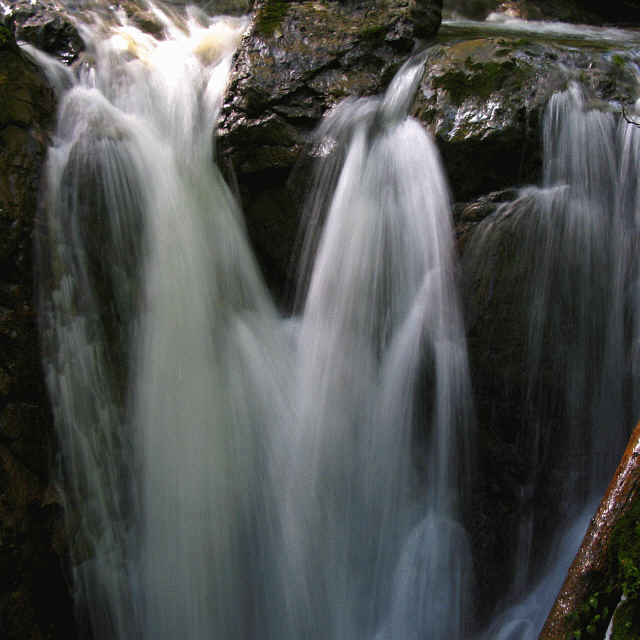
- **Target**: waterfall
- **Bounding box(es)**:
[30,0,640,637]
[284,54,473,639]
[38,5,282,638]
[464,84,640,639]
[37,3,473,639]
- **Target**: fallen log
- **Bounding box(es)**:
[539,421,640,640]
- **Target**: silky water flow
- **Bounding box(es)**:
[464,83,640,639]
[33,2,640,638]
[36,3,474,639]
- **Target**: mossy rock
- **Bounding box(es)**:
[254,0,291,36]
[561,497,640,640]
[0,24,14,48]
[609,498,640,640]
[416,30,638,202]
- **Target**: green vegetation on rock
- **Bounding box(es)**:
[610,497,640,639]
[564,497,640,640]
[255,0,290,37]
[433,57,522,103]
[566,587,616,640]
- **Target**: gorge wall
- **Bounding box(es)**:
[0,22,75,640]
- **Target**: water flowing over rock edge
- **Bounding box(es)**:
[0,0,639,638]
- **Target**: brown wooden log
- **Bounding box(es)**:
[539,421,640,640]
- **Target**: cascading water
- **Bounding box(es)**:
[464,84,640,639]
[36,2,473,639]
[282,55,473,640]
[28,0,640,637]
[38,5,286,638]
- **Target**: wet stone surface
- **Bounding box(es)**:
[0,27,75,640]
[417,33,639,201]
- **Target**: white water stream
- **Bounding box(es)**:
[35,3,473,639]
[465,83,640,639]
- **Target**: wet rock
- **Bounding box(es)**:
[221,3,638,294]
[458,192,537,618]
[3,0,84,64]
[452,188,518,249]
[219,0,443,297]
[115,1,167,38]
[0,27,75,640]
[417,33,638,201]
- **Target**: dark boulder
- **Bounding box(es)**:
[4,1,84,64]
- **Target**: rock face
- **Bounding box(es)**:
[221,0,638,293]
[4,1,83,64]
[219,0,443,297]
[416,31,638,202]
[0,25,75,640]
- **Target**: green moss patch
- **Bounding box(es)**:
[255,0,290,37]
[360,22,387,43]
[566,587,617,640]
[565,496,640,640]
[433,59,525,104]
[610,497,640,639]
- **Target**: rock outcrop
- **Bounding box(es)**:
[220,0,638,294]
[4,1,83,63]
[417,30,638,202]
[0,25,75,640]
[219,0,443,297]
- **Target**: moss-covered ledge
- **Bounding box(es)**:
[0,23,75,640]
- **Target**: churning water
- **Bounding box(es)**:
[36,3,474,639]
